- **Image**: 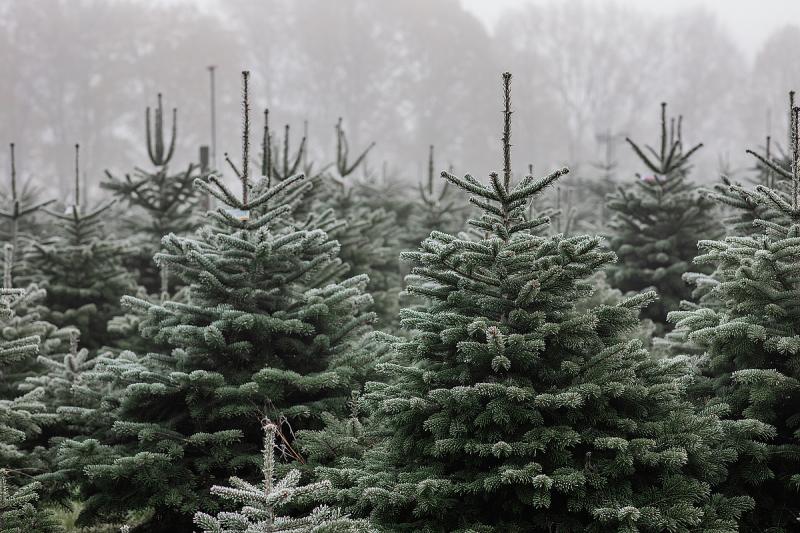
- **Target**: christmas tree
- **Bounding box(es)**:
[260,111,404,329]
[0,144,55,278]
[668,92,800,531]
[102,94,204,292]
[325,73,753,532]
[405,145,467,249]
[62,72,375,532]
[194,417,372,533]
[606,103,721,329]
[0,244,74,400]
[706,92,797,239]
[0,470,61,533]
[24,145,137,349]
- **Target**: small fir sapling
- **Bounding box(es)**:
[194,417,372,533]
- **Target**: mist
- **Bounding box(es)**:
[1,0,798,196]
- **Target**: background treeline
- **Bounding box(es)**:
[2,0,800,195]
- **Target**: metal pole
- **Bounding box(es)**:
[208,65,217,171]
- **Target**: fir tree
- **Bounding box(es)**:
[102,94,204,292]
[62,72,375,532]
[0,470,62,533]
[0,244,74,400]
[0,144,55,278]
[194,417,372,533]
[325,73,754,532]
[606,103,721,329]
[706,93,798,238]
[669,92,800,532]
[24,144,137,349]
[405,145,467,249]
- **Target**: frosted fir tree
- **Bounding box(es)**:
[405,145,467,248]
[194,418,372,533]
[606,103,721,330]
[0,470,61,533]
[327,74,755,532]
[0,287,45,462]
[706,92,798,239]
[62,72,375,532]
[102,94,204,292]
[0,244,74,400]
[669,93,800,532]
[259,111,404,328]
[24,145,137,349]
[0,144,55,278]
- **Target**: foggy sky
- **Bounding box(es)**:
[2,0,800,201]
[463,0,799,58]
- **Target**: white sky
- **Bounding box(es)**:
[461,0,800,58]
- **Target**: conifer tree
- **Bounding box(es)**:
[669,92,800,531]
[24,145,137,349]
[706,93,797,238]
[0,470,61,533]
[0,144,55,277]
[102,94,204,292]
[606,103,721,329]
[62,72,375,532]
[194,417,372,533]
[326,73,754,532]
[0,244,74,400]
[405,145,467,248]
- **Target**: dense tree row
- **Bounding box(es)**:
[1,70,799,533]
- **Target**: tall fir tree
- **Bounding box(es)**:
[102,94,204,292]
[24,145,137,350]
[669,92,800,532]
[60,72,375,532]
[606,103,721,330]
[324,73,755,532]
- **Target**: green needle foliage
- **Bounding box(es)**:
[194,417,372,533]
[606,103,721,330]
[62,72,375,532]
[0,470,62,533]
[326,73,754,533]
[669,92,800,532]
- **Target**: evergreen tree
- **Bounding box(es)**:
[0,244,74,400]
[24,145,137,349]
[194,417,372,533]
[0,470,62,533]
[405,145,467,249]
[260,112,404,329]
[669,92,800,532]
[62,72,375,532]
[606,103,721,329]
[325,73,754,532]
[0,144,55,278]
[102,94,204,292]
[706,93,797,238]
